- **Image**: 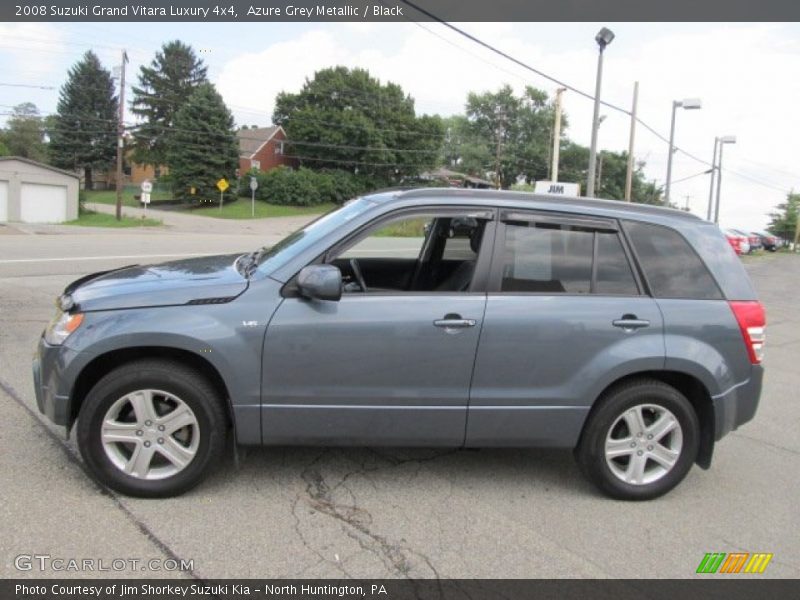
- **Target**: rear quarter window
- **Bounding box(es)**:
[624,221,723,300]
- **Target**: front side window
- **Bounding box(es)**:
[330,212,489,293]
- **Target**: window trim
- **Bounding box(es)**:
[488,211,644,297]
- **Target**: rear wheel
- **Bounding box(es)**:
[77,360,226,497]
[576,379,699,500]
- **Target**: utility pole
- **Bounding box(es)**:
[624,81,639,202]
[494,108,505,190]
[684,195,691,211]
[596,152,604,195]
[551,87,566,182]
[115,49,128,221]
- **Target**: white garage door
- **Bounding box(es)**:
[20,183,68,223]
[0,180,8,222]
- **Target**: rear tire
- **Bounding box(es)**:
[576,379,699,500]
[77,360,227,498]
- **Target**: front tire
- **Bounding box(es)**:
[576,379,699,500]
[77,360,226,497]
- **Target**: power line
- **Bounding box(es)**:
[398,0,792,195]
[0,82,55,90]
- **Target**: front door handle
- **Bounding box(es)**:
[434,313,477,330]
[612,314,650,331]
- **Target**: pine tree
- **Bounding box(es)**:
[131,41,207,167]
[165,82,239,202]
[49,51,118,189]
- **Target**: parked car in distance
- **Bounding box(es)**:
[752,231,778,252]
[33,189,766,501]
[723,230,744,255]
[730,228,761,252]
[724,229,750,255]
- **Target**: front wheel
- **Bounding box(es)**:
[77,360,227,497]
[576,379,699,500]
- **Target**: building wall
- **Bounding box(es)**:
[0,159,79,222]
[239,129,296,175]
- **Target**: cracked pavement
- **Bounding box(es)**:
[1,226,798,579]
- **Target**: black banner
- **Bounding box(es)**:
[5,0,800,23]
[3,579,800,600]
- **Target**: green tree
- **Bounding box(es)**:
[49,51,118,189]
[165,82,238,202]
[439,115,492,178]
[273,66,443,182]
[557,141,664,205]
[131,40,208,167]
[767,192,799,244]
[0,140,9,157]
[464,85,554,189]
[1,103,48,162]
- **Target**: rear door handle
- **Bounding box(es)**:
[612,314,650,331]
[434,314,477,330]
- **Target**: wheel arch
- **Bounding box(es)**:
[69,346,233,431]
[578,370,715,469]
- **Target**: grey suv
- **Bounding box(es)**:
[32,189,766,500]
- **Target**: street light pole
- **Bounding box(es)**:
[587,27,614,198]
[706,137,719,221]
[551,87,566,182]
[713,136,736,224]
[624,81,639,202]
[665,97,702,205]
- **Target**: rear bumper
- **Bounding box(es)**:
[713,365,764,440]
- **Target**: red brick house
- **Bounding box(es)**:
[237,126,295,175]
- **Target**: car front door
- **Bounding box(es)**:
[260,208,496,446]
[466,210,665,448]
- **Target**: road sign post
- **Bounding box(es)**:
[140,180,153,218]
[249,176,258,218]
[216,178,229,213]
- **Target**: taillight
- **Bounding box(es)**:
[729,301,766,364]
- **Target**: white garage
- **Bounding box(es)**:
[0,157,79,224]
[0,180,8,222]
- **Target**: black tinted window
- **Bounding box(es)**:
[596,232,638,295]
[501,223,593,293]
[625,221,722,299]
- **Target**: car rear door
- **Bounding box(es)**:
[466,210,665,448]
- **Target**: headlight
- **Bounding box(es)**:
[44,311,84,345]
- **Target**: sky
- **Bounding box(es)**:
[1,20,798,230]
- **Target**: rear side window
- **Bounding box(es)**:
[499,222,638,295]
[596,232,638,295]
[624,221,723,299]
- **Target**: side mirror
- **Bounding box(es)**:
[296,264,342,302]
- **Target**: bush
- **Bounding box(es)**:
[241,167,392,206]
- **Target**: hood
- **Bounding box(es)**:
[66,253,249,312]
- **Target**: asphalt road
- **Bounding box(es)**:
[1,228,798,579]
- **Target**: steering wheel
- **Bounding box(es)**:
[349,259,368,292]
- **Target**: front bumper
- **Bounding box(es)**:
[32,335,77,426]
[713,365,764,440]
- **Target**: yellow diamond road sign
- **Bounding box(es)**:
[216,178,229,192]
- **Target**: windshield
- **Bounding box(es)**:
[255,197,378,273]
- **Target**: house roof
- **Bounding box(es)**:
[0,156,79,179]
[237,126,284,158]
[422,167,493,187]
